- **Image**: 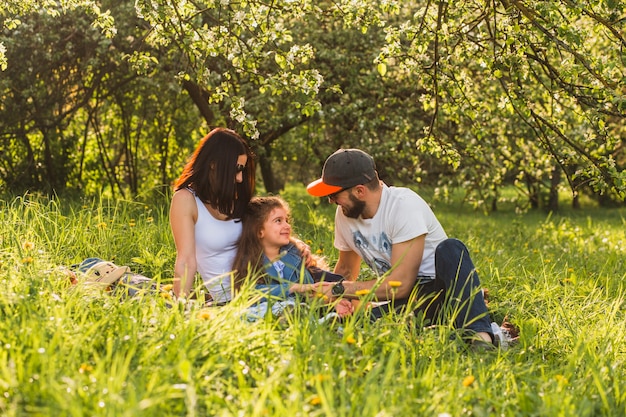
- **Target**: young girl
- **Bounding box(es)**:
[232,196,353,316]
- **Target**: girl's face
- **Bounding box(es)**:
[259,207,291,250]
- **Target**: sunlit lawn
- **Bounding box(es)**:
[1,186,624,416]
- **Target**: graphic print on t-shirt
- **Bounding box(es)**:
[352,230,392,275]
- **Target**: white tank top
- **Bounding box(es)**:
[191,191,241,303]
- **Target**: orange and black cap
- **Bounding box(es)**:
[306,149,376,197]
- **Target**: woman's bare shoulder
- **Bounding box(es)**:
[171,188,197,215]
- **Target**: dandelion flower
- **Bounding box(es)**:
[129,220,136,227]
[160,292,172,300]
[555,375,568,385]
[310,396,322,406]
[355,289,370,296]
[311,374,327,383]
[388,280,402,288]
[79,363,93,374]
[161,284,173,291]
[197,310,212,320]
[22,241,35,251]
[21,256,34,264]
[315,292,329,301]
[462,375,475,387]
[345,335,356,344]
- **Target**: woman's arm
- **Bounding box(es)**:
[170,190,198,297]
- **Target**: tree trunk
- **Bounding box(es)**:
[182,80,214,125]
[258,144,282,194]
[526,174,539,209]
[41,128,61,193]
[572,190,580,209]
[547,164,560,212]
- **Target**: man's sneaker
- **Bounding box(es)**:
[491,321,518,350]
[469,338,496,353]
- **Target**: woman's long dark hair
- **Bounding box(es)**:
[232,196,289,289]
[174,128,255,219]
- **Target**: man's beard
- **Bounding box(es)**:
[342,194,366,219]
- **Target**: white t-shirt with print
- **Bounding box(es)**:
[334,184,447,279]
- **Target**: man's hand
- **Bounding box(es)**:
[310,281,335,299]
[292,238,314,267]
[335,298,354,317]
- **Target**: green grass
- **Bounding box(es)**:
[1,187,625,416]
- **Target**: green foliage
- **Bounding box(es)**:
[1,189,625,415]
[0,1,624,207]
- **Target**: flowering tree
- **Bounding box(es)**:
[1,0,624,207]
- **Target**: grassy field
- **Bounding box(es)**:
[1,186,624,416]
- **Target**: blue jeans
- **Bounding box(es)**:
[371,238,493,336]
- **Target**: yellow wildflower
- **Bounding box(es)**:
[315,292,329,301]
[161,284,173,292]
[309,396,322,406]
[311,374,327,383]
[462,375,475,387]
[197,310,212,320]
[22,241,35,251]
[160,292,172,300]
[79,363,93,374]
[345,335,356,344]
[388,281,402,288]
[21,256,34,264]
[355,289,370,296]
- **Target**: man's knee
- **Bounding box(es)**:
[435,238,466,258]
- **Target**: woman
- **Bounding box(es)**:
[232,196,353,317]
[170,127,255,303]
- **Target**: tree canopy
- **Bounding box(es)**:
[1,0,624,209]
